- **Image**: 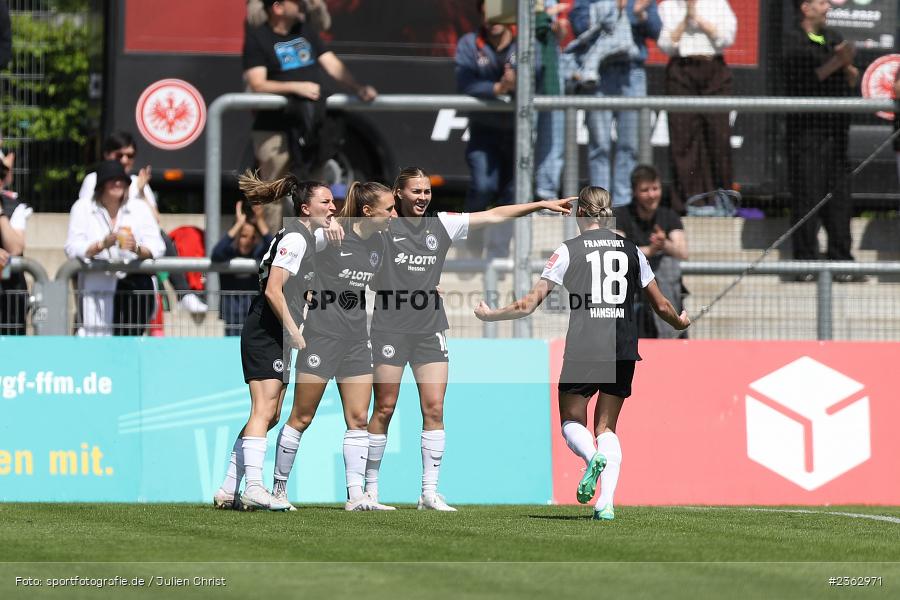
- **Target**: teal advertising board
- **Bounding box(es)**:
[0,338,553,504]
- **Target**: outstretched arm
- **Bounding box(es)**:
[642,279,690,331]
[468,198,574,230]
[474,278,556,321]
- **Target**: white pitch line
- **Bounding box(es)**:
[678,506,900,524]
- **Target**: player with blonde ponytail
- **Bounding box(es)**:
[475,186,689,520]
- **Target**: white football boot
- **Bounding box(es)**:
[364,491,397,511]
[417,492,457,512]
[272,486,297,512]
[212,489,241,510]
[240,485,293,511]
[344,494,377,511]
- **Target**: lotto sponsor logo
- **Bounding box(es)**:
[338,268,374,284]
[394,253,438,267]
[745,357,871,491]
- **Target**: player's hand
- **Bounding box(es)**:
[324,218,344,246]
[290,332,306,350]
[0,248,9,267]
[293,82,321,101]
[540,197,575,215]
[356,85,377,102]
[674,310,691,330]
[473,300,494,322]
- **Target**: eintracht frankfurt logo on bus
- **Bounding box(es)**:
[862,54,899,121]
[135,79,207,150]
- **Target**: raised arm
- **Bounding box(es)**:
[474,278,556,322]
[467,198,573,230]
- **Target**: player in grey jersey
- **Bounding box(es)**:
[475,186,689,520]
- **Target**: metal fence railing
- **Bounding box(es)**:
[3,254,899,341]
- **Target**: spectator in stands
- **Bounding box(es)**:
[79,132,155,214]
[535,1,568,201]
[247,0,331,31]
[570,0,661,207]
[211,201,274,336]
[784,0,862,282]
[456,0,517,260]
[243,0,376,229]
[65,160,166,336]
[79,131,207,312]
[657,0,736,214]
[0,152,32,335]
[613,165,688,338]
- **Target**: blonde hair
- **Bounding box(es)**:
[339,181,391,220]
[392,166,429,217]
[237,169,327,216]
[577,186,614,219]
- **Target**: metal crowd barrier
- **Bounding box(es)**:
[3,256,897,341]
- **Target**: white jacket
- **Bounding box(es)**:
[64,197,165,336]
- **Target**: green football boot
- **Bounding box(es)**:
[592,504,615,521]
[576,451,607,504]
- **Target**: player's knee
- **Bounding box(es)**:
[373,399,397,421]
[290,411,315,431]
[346,412,368,430]
[421,401,444,425]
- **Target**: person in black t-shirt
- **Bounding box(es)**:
[613,165,688,338]
[243,0,377,226]
[784,0,861,281]
[475,185,689,521]
[271,181,397,512]
[212,173,336,512]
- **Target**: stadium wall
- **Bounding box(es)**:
[1,338,897,505]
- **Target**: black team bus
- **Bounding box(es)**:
[101,0,897,212]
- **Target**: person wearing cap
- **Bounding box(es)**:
[65,160,166,336]
[243,0,376,183]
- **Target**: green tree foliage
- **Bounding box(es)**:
[0,0,93,200]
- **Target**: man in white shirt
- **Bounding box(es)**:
[657,0,736,213]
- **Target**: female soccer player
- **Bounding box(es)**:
[474,186,690,520]
[363,167,573,511]
[213,172,336,511]
[271,181,397,511]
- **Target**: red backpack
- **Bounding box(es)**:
[168,226,205,291]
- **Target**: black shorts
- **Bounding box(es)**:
[296,330,373,380]
[371,330,449,367]
[558,360,636,399]
[240,305,291,383]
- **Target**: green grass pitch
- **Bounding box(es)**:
[1,504,898,599]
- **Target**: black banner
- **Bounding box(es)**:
[826,0,897,50]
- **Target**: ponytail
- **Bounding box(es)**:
[339,180,391,220]
[237,169,327,216]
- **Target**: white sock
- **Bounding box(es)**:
[343,429,369,501]
[218,437,244,496]
[241,436,267,489]
[274,423,303,484]
[365,433,387,495]
[595,432,622,509]
[421,429,445,496]
[561,420,596,466]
